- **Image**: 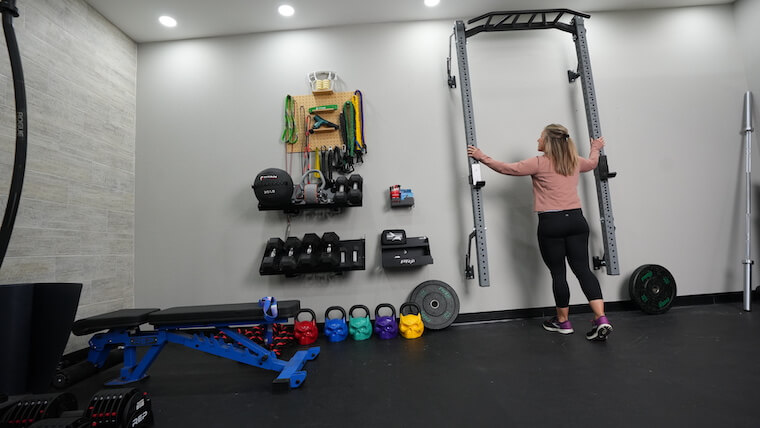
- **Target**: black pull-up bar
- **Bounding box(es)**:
[465,9,591,37]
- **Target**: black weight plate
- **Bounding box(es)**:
[629,264,677,314]
[409,280,460,330]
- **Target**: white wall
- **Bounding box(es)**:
[734,0,760,96]
[734,0,760,301]
[135,5,749,318]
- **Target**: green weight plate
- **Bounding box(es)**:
[409,280,460,330]
[629,264,677,314]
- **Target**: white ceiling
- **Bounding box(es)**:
[83,0,735,43]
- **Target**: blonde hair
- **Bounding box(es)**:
[542,124,578,176]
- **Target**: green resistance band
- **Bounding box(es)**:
[281,95,298,144]
[308,104,338,114]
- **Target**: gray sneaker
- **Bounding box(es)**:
[542,317,574,334]
[586,315,613,341]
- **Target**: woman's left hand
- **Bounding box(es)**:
[467,145,484,161]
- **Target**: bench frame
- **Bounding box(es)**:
[87,318,319,390]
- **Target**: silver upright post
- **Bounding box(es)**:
[454,21,490,287]
[572,17,619,275]
[743,91,755,312]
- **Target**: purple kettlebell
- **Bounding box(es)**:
[373,303,399,340]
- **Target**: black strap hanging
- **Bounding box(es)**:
[0,0,27,270]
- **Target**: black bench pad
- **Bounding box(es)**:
[147,300,301,328]
[72,308,160,336]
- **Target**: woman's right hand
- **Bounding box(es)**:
[591,136,605,149]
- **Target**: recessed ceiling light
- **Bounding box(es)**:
[424,0,440,7]
[158,15,177,27]
[278,5,295,17]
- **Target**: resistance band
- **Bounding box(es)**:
[303,114,311,177]
[259,296,279,322]
[281,95,297,145]
[352,90,366,152]
[314,148,321,179]
[342,101,356,156]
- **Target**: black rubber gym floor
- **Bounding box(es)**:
[64,303,759,427]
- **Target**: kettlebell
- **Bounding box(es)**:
[300,169,327,204]
[348,304,372,341]
[373,303,399,340]
[293,308,319,345]
[324,306,349,342]
[399,302,424,339]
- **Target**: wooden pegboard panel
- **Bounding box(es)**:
[288,91,355,153]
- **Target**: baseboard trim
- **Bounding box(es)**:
[453,291,749,324]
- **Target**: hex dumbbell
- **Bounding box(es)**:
[319,232,341,268]
[297,233,322,270]
[333,176,348,205]
[260,237,285,274]
[280,237,301,274]
[348,174,363,205]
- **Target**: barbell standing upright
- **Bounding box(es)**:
[742,91,755,312]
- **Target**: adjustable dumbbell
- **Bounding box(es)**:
[279,237,302,274]
[333,175,348,205]
[297,233,322,269]
[260,237,285,274]
[319,232,341,268]
[348,174,363,205]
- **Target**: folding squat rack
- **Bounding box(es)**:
[449,9,620,287]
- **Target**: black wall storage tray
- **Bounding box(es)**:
[380,230,433,268]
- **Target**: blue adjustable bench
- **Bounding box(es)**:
[72,300,319,390]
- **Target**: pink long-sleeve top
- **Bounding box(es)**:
[477,140,603,212]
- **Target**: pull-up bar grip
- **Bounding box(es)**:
[468,9,590,24]
[465,9,590,37]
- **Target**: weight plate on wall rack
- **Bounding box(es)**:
[629,264,676,314]
[409,280,460,330]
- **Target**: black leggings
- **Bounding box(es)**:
[537,209,602,308]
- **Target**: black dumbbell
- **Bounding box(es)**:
[348,174,363,205]
[280,237,301,273]
[320,232,341,268]
[260,238,285,274]
[333,175,348,205]
[298,233,322,269]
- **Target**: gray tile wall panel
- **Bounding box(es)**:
[0,0,136,353]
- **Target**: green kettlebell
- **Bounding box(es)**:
[348,304,372,341]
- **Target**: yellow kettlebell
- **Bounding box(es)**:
[399,302,424,339]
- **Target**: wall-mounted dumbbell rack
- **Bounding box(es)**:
[256,173,363,215]
[259,233,366,277]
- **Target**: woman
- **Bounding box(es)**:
[467,124,612,341]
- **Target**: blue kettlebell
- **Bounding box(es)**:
[324,306,349,342]
[348,305,372,341]
[373,303,399,340]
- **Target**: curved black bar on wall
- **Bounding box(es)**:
[0,0,27,270]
